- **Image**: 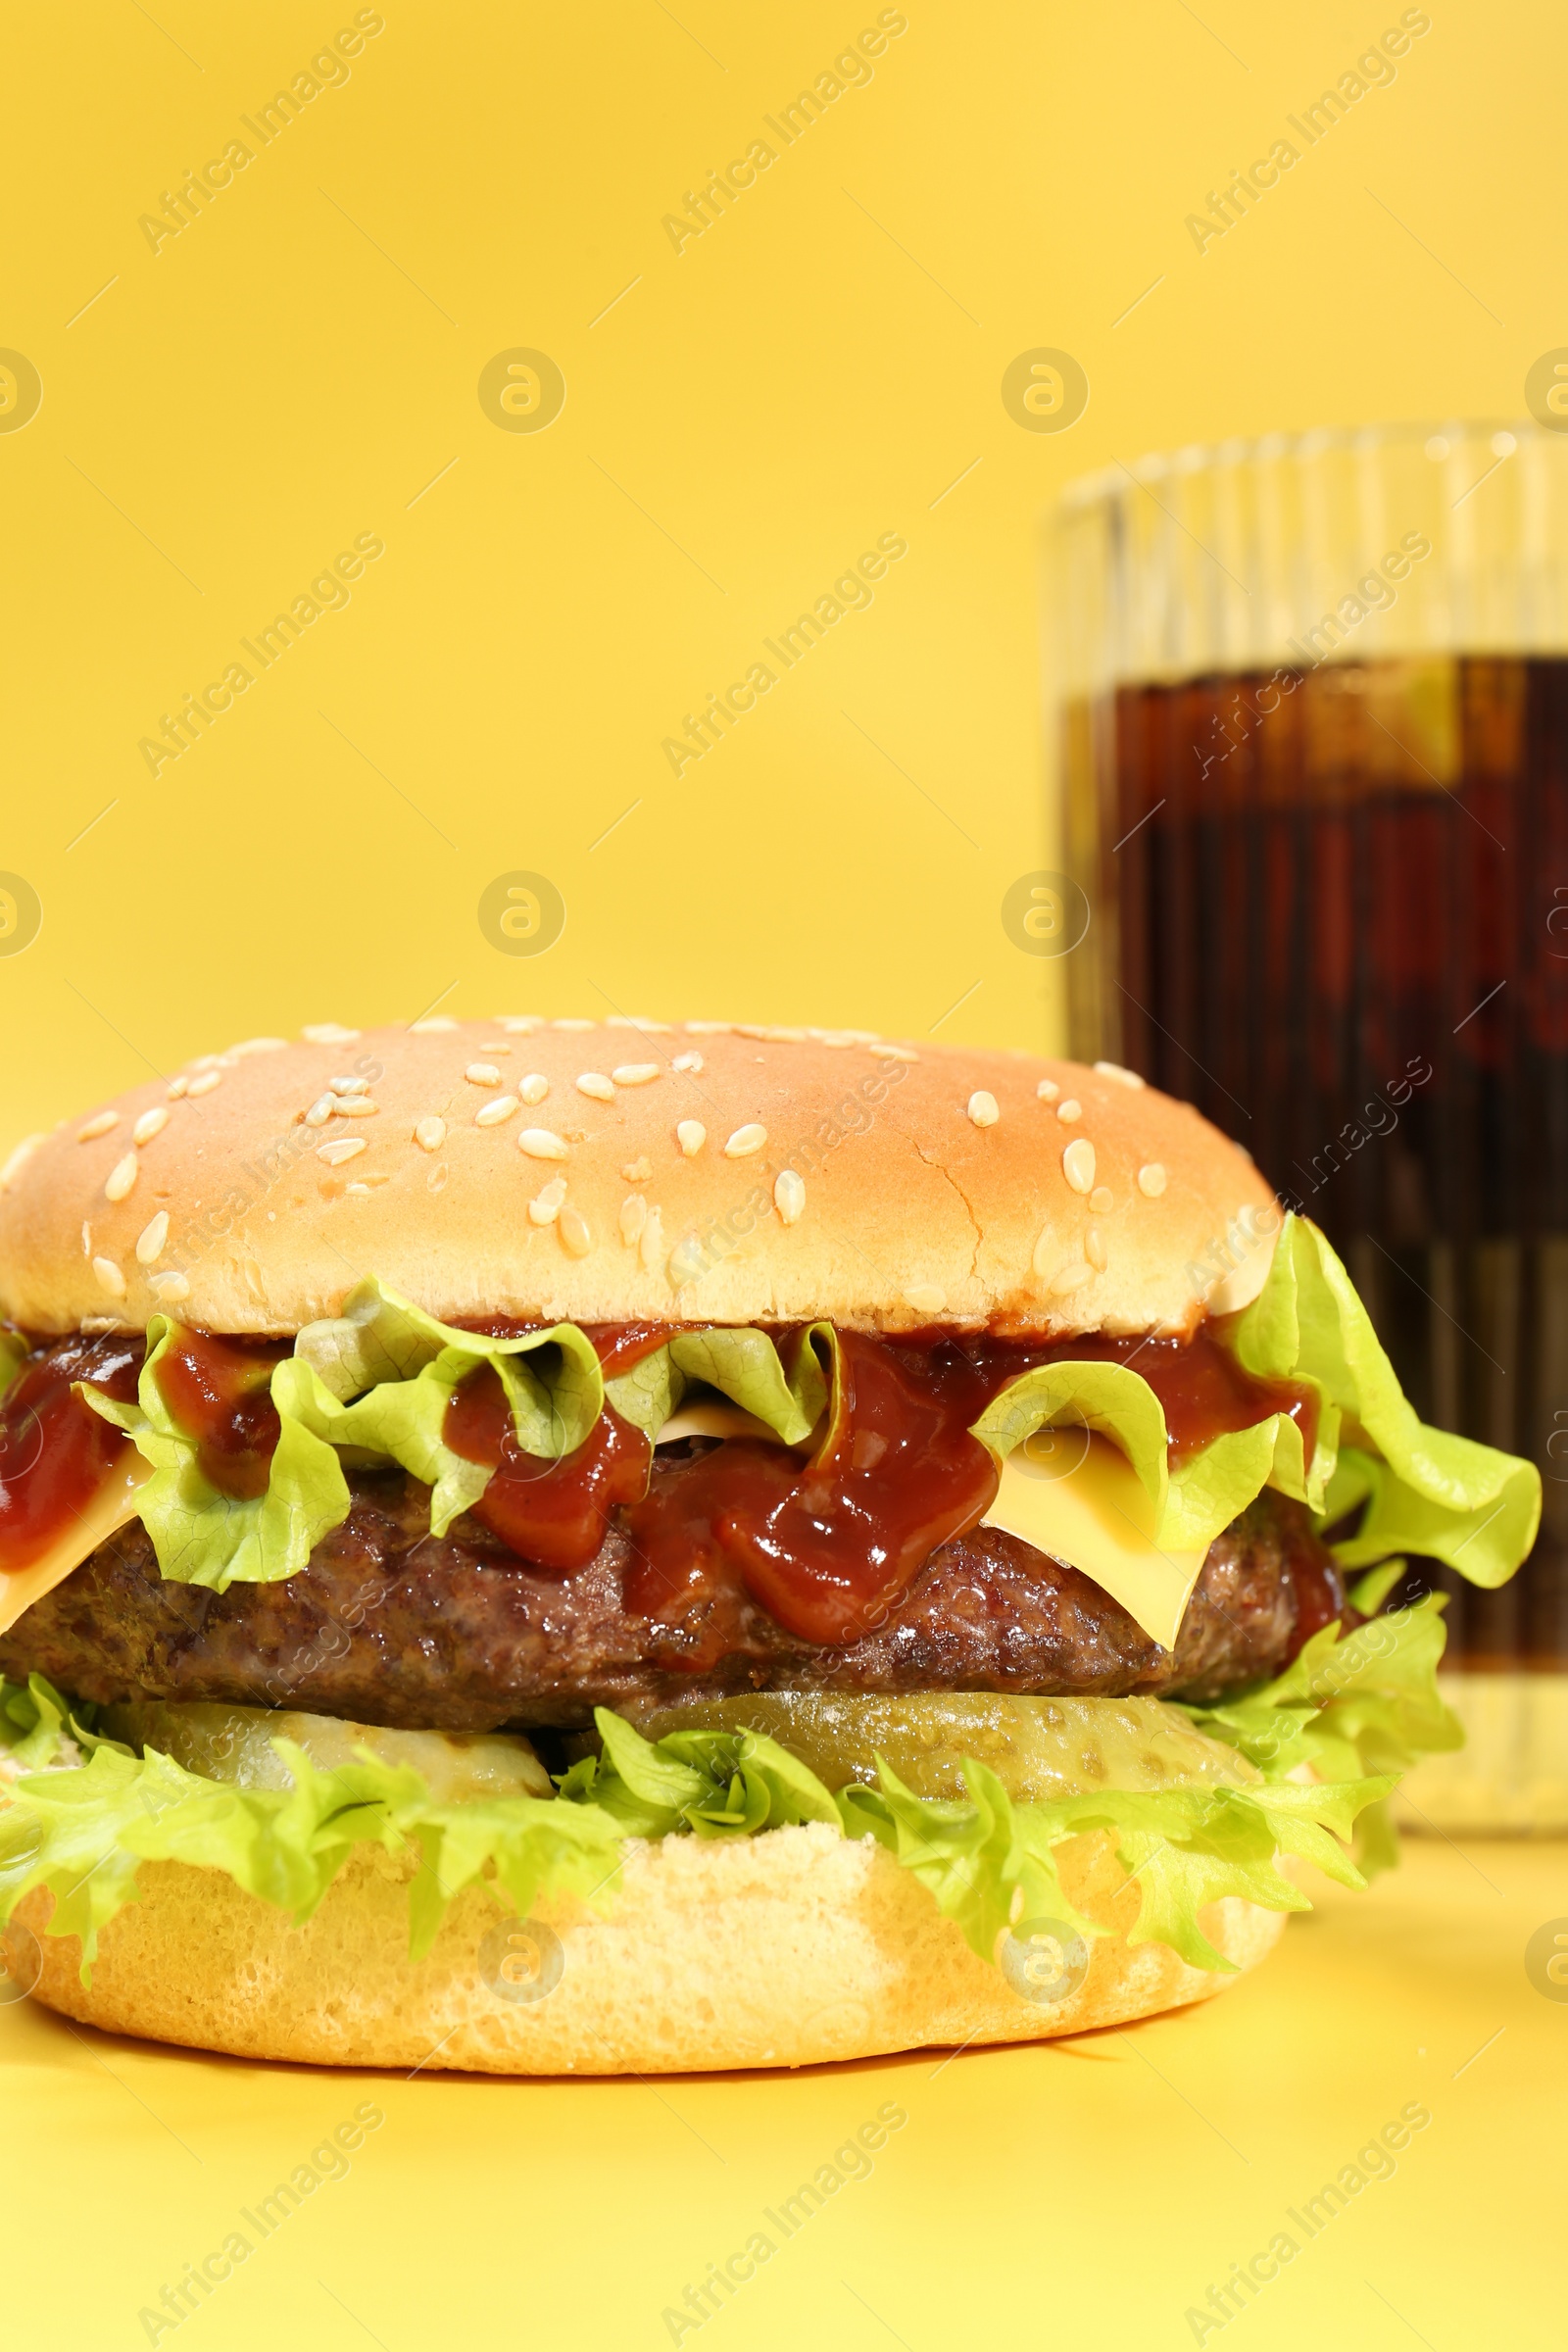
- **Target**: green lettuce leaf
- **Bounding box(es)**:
[0,1329,26,1404]
[966,1212,1537,1590]
[291,1278,605,1538]
[558,1707,843,1839]
[1,1673,77,1769]
[0,1735,625,1975]
[1174,1593,1462,1875]
[605,1325,829,1445]
[966,1356,1332,1554]
[1228,1216,1541,1585]
[78,1321,351,1591]
[0,1692,1396,1984]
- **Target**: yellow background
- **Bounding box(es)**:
[3,5,1564,2345]
[4,1842,1560,2349]
[6,1,1566,1149]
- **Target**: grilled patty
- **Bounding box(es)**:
[0,1460,1348,1730]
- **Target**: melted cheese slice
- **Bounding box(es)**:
[656,1400,784,1446]
[0,1452,154,1637]
[981,1429,1207,1652]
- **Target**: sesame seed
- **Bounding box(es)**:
[1089,1186,1114,1215]
[1037,1078,1061,1103]
[1031,1227,1055,1276]
[576,1072,615,1102]
[607,1014,672,1032]
[415,1117,446,1152]
[684,1020,732,1035]
[412,1016,460,1034]
[671,1052,704,1075]
[331,1075,369,1096]
[477,1043,513,1055]
[677,1121,706,1157]
[152,1271,190,1302]
[190,1054,223,1071]
[494,1014,545,1033]
[318,1138,367,1166]
[519,1073,549,1104]
[1,1137,45,1191]
[92,1255,126,1299]
[612,1063,661,1087]
[80,1222,90,1254]
[774,1170,806,1224]
[559,1205,593,1256]
[518,1129,568,1160]
[724,1124,767,1157]
[1062,1139,1097,1195]
[966,1092,1000,1128]
[186,1070,222,1098]
[166,1076,189,1101]
[77,1111,119,1142]
[345,1182,372,1197]
[639,1205,664,1270]
[1056,1099,1082,1124]
[619,1196,647,1246]
[621,1157,653,1183]
[903,1283,946,1314]
[869,1044,917,1062]
[135,1212,170,1266]
[1138,1162,1167,1198]
[132,1107,170,1147]
[104,1152,139,1202]
[528,1177,568,1226]
[332,1097,379,1117]
[302,1023,361,1046]
[475,1095,518,1127]
[1049,1261,1095,1296]
[305,1096,336,1128]
[1094,1060,1146,1090]
[1085,1226,1108,1271]
[466,1062,503,1087]
[553,1017,596,1032]
[229,1036,288,1057]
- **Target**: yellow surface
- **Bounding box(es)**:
[4,3,1567,1133]
[0,1838,1559,2348]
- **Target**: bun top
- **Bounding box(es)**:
[0,1018,1278,1338]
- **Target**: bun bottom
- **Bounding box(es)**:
[9,1826,1285,2073]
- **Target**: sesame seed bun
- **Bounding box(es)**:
[0,1018,1277,1338]
[8,1823,1285,2073]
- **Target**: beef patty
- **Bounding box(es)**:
[0,1460,1348,1731]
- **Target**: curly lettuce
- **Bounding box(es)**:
[603,1324,827,1444]
[290,1279,604,1536]
[1175,1591,1462,1874]
[969,1213,1539,1587]
[1227,1216,1539,1585]
[77,1319,350,1592]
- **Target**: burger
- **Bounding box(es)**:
[0,1018,1539,2072]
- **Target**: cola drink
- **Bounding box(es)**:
[1066,653,1568,1666]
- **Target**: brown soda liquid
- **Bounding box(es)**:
[1065,655,1568,1669]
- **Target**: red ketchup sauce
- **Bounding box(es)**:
[0,1332,144,1573]
[153,1329,290,1500]
[439,1327,670,1572]
[621,1326,1315,1646]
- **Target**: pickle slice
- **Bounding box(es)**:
[635,1690,1258,1803]
[100,1699,552,1803]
